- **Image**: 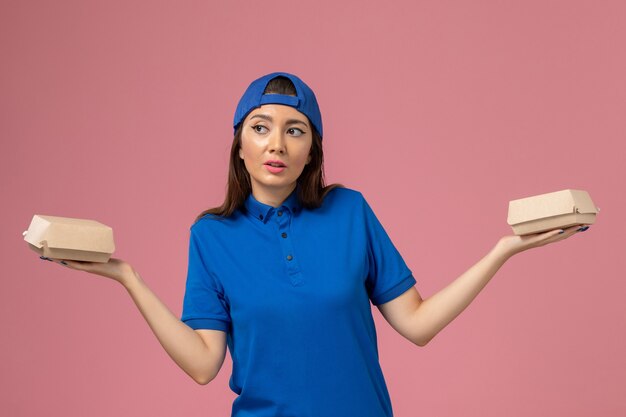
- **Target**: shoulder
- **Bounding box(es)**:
[323,185,365,205]
[316,186,368,217]
[190,210,243,235]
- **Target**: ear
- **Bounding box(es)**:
[239,148,244,160]
[306,153,311,165]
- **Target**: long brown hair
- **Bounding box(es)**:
[194,76,344,224]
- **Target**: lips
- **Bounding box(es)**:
[264,160,287,167]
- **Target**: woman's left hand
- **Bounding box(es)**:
[496,224,591,258]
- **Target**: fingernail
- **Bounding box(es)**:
[577,226,589,232]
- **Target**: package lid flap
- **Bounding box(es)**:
[23,214,115,253]
[507,189,598,225]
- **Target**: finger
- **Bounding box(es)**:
[59,259,86,269]
[545,229,574,243]
[537,227,569,239]
[546,228,566,237]
[548,224,589,242]
[576,224,590,233]
[562,224,590,234]
[46,257,68,266]
[561,225,580,234]
[535,225,578,245]
[46,257,78,268]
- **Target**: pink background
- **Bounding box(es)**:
[2,1,625,416]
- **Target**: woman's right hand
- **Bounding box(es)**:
[41,256,136,286]
[39,254,223,384]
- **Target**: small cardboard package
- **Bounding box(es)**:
[507,189,599,235]
[23,214,115,262]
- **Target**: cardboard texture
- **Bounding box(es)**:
[507,189,599,235]
[23,214,115,262]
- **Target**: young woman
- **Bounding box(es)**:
[43,72,590,417]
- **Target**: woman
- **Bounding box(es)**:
[43,72,590,417]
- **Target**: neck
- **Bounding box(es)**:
[251,184,297,208]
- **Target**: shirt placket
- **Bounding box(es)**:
[274,207,304,286]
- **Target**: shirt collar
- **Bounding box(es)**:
[244,184,302,224]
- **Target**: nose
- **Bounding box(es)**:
[268,129,286,154]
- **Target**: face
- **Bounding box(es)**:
[239,104,313,204]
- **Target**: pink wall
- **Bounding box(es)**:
[2,1,625,416]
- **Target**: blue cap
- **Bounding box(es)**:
[233,72,323,139]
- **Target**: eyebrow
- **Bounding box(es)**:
[249,114,309,127]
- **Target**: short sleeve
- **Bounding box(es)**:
[361,194,416,306]
[180,224,231,332]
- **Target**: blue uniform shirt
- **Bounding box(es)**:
[181,185,416,417]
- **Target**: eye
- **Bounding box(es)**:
[288,127,305,137]
[252,125,268,134]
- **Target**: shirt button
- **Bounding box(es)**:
[277,211,283,216]
[281,232,287,238]
[286,255,293,261]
